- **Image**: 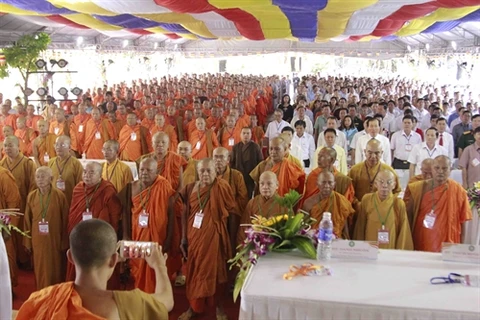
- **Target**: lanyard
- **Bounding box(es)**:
[6,155,25,172]
[404,133,412,144]
[39,189,52,221]
[364,162,381,191]
[256,197,276,217]
[226,128,234,138]
[94,120,102,133]
[139,183,153,211]
[105,160,119,181]
[426,146,436,158]
[373,195,394,229]
[431,180,447,212]
[196,181,214,212]
[156,154,166,175]
[84,182,101,210]
[55,156,71,177]
[319,193,334,213]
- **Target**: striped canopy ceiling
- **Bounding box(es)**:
[0,0,479,42]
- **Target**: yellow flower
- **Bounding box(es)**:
[474,182,480,190]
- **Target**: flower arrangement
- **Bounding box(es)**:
[467,182,480,216]
[0,209,30,238]
[229,190,317,301]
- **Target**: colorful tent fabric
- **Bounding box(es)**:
[0,0,479,41]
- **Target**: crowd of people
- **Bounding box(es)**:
[0,73,477,319]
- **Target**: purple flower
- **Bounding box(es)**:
[0,214,11,225]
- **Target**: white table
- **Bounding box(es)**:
[240,250,480,320]
[79,159,138,180]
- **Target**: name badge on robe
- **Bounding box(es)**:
[228,138,235,146]
[139,211,149,228]
[38,220,49,235]
[193,211,204,229]
[472,158,480,167]
[78,124,84,133]
[405,144,412,152]
[54,127,60,135]
[423,210,436,229]
[95,131,101,140]
[131,132,137,141]
[43,153,50,163]
[377,227,390,244]
[56,178,65,191]
[82,209,93,221]
[195,141,201,150]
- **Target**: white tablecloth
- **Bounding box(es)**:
[464,208,480,246]
[79,159,138,180]
[240,250,480,320]
[0,236,12,320]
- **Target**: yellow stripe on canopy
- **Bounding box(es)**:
[0,3,46,15]
[395,6,479,37]
[48,0,116,16]
[63,13,122,31]
[358,35,381,42]
[208,0,293,39]
[140,13,216,38]
[316,0,378,41]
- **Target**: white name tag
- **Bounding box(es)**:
[193,211,204,229]
[82,210,93,221]
[95,131,101,140]
[38,221,49,235]
[54,127,60,135]
[472,158,480,167]
[228,138,235,146]
[78,124,84,133]
[442,243,480,264]
[43,154,50,163]
[195,141,201,150]
[331,240,378,260]
[131,132,137,141]
[56,178,65,191]
[423,210,436,229]
[377,229,390,244]
[405,144,412,152]
[138,211,149,228]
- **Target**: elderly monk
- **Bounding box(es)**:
[33,119,57,167]
[141,107,156,131]
[408,158,433,184]
[301,148,355,208]
[179,158,239,320]
[178,141,197,186]
[49,109,71,137]
[0,166,21,287]
[83,107,116,159]
[24,166,69,289]
[166,105,184,142]
[118,113,153,161]
[15,116,37,156]
[231,127,263,198]
[137,132,186,191]
[189,117,219,160]
[107,111,125,139]
[213,147,249,245]
[1,125,23,155]
[404,156,472,252]
[48,136,83,205]
[250,137,305,196]
[217,115,240,151]
[244,171,283,221]
[121,158,177,293]
[354,170,413,250]
[349,139,401,202]
[66,162,122,283]
[151,114,178,152]
[302,171,354,239]
[25,104,43,132]
[278,131,304,169]
[16,220,172,320]
[101,140,133,192]
[70,103,91,156]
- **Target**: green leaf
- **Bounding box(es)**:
[291,236,316,259]
[274,239,291,249]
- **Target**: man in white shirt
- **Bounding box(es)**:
[265,109,291,142]
[350,117,371,163]
[412,98,429,125]
[390,115,422,169]
[435,117,454,161]
[407,127,448,178]
[355,118,391,165]
[291,119,315,170]
[317,116,348,151]
[290,104,313,135]
[312,128,348,175]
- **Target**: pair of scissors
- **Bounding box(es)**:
[430,273,463,284]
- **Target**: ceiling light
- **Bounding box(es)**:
[77,36,83,46]
[451,41,457,50]
[36,88,47,96]
[35,59,46,69]
[425,43,430,51]
[407,45,411,52]
[58,87,68,96]
[57,59,68,68]
[122,40,128,48]
[154,42,158,49]
[71,87,82,96]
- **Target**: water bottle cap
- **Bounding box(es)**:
[323,212,331,219]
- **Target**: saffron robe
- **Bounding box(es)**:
[137,151,186,191]
[48,156,83,205]
[83,119,116,159]
[189,129,219,160]
[118,125,152,161]
[70,113,91,154]
[150,124,178,152]
[182,158,197,186]
[101,159,133,192]
[250,159,305,196]
[34,134,57,166]
[15,128,37,156]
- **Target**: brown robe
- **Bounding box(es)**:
[231,140,263,198]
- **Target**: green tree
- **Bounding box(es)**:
[0,32,51,105]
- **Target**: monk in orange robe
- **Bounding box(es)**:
[206,107,225,134]
[235,105,251,128]
[49,109,71,138]
[166,106,184,141]
[255,90,268,126]
[178,141,197,186]
[106,111,125,139]
[118,113,152,161]
[189,117,219,160]
[301,148,355,208]
[33,119,57,167]
[83,108,116,159]
[245,171,283,220]
[141,107,156,131]
[0,166,21,287]
[65,162,122,284]
[24,166,69,290]
[15,116,37,156]
[250,137,305,196]
[16,220,172,320]
[1,125,26,157]
[70,103,91,156]
[408,158,433,184]
[150,114,178,153]
[101,140,134,192]
[25,104,43,132]
[185,108,203,140]
[179,159,238,320]
[116,103,129,122]
[302,171,354,239]
[121,158,177,293]
[217,115,240,152]
[0,104,17,130]
[404,156,472,252]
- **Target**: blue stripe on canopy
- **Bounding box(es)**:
[93,14,162,29]
[0,0,74,14]
[422,9,480,34]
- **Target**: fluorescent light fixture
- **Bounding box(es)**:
[77,36,83,45]
[425,43,430,51]
[122,40,128,48]
[451,41,457,50]
[154,42,158,49]
[407,45,411,52]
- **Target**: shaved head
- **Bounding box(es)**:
[197,158,216,186]
[269,137,287,163]
[177,141,192,161]
[152,132,170,156]
[375,170,396,199]
[432,155,451,185]
[83,162,103,186]
[317,147,336,169]
[317,170,335,197]
[420,158,433,179]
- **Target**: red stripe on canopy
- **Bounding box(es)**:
[128,29,154,35]
[46,15,90,29]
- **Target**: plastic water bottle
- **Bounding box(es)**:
[317,212,333,261]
